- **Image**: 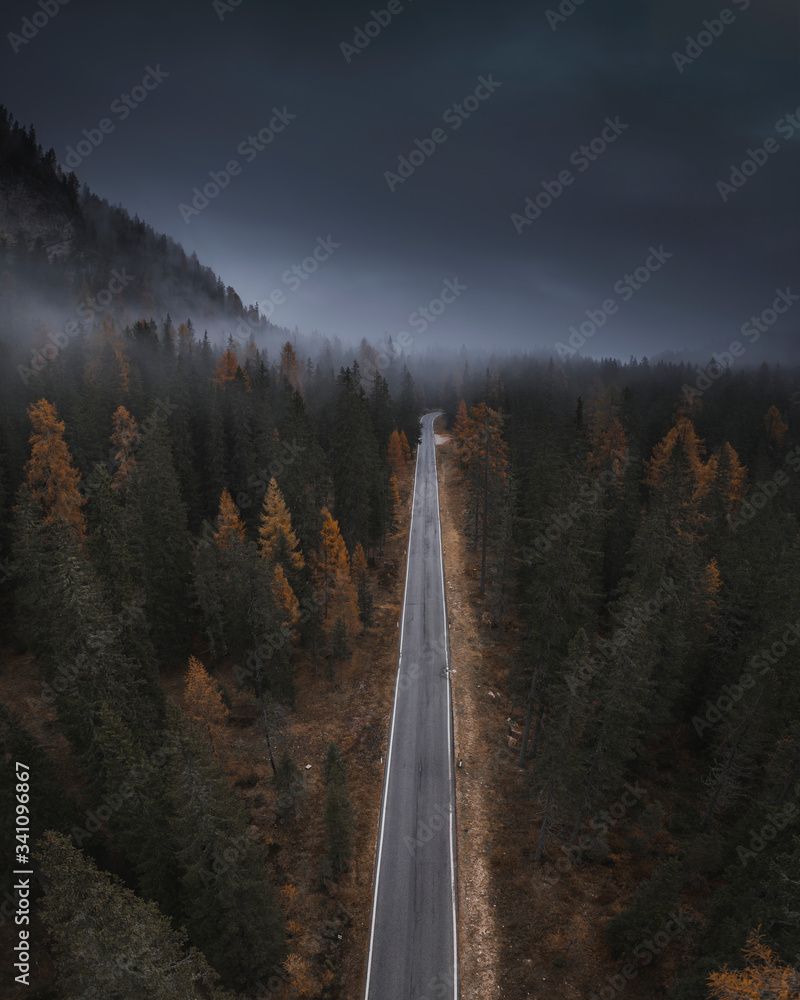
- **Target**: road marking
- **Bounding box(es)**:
[430,411,460,1000]
[363,422,422,1000]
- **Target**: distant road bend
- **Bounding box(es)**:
[364,412,459,1000]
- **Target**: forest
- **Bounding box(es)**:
[1,105,800,999]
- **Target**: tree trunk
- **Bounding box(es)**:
[497,531,509,640]
[529,702,543,758]
[534,783,554,862]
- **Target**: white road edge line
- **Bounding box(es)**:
[363,421,423,1000]
[431,411,460,1000]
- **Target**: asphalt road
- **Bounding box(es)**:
[364,412,458,1000]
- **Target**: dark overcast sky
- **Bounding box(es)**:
[1,0,798,359]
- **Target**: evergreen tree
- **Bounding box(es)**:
[274,749,305,820]
[38,831,233,1000]
[130,418,192,659]
[328,613,351,685]
[322,741,353,875]
[605,858,684,957]
[167,708,286,988]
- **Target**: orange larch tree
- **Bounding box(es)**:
[764,404,789,450]
[184,655,228,752]
[586,389,629,480]
[714,440,747,515]
[387,429,405,478]
[213,347,239,386]
[318,507,359,638]
[708,928,800,999]
[452,399,474,465]
[399,430,412,464]
[258,478,304,574]
[272,563,300,629]
[24,399,86,540]
[213,487,246,550]
[388,473,401,533]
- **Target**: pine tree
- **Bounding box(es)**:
[130,419,192,659]
[529,630,591,861]
[328,613,352,685]
[167,708,286,989]
[322,741,354,875]
[324,741,347,787]
[110,404,140,490]
[12,490,164,754]
[38,831,233,1000]
[331,366,381,549]
[0,707,74,901]
[93,706,182,916]
[396,365,420,446]
[280,341,303,394]
[274,750,305,820]
[605,858,683,957]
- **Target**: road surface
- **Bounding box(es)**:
[364,411,459,1000]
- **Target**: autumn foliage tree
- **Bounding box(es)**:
[259,477,304,576]
[708,928,800,999]
[214,487,246,549]
[317,507,359,640]
[213,347,240,387]
[23,398,86,539]
[764,404,789,450]
[184,655,228,750]
[387,429,405,477]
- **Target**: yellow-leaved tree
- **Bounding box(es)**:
[213,487,246,550]
[24,398,86,539]
[318,507,359,637]
[184,655,228,752]
[259,478,304,575]
[387,429,405,478]
[708,928,800,999]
